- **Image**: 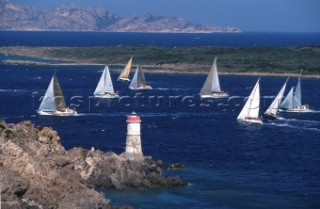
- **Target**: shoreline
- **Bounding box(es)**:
[1,59,319,79]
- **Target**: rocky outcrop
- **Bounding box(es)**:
[68,148,185,190]
[0,119,186,209]
[0,0,240,33]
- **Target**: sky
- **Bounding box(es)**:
[11,0,320,32]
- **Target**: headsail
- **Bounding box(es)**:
[237,79,260,120]
[118,57,132,81]
[280,87,294,109]
[129,66,139,89]
[265,78,288,115]
[94,66,115,96]
[200,57,221,95]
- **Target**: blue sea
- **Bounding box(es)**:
[1,31,320,47]
[0,32,320,209]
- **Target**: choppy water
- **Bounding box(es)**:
[0,63,319,208]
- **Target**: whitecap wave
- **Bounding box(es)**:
[307,110,320,113]
[0,89,30,94]
[268,121,320,132]
[279,117,320,125]
[155,87,170,91]
[302,127,320,132]
[32,77,42,80]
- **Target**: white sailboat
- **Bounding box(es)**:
[237,78,263,124]
[129,65,152,90]
[200,57,229,98]
[263,78,288,120]
[94,65,119,98]
[280,77,309,112]
[118,57,132,81]
[37,73,77,116]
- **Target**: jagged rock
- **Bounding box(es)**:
[0,0,240,32]
[68,147,187,190]
[0,120,186,208]
[166,176,186,187]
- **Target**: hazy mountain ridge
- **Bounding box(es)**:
[0,0,240,33]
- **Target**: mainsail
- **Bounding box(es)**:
[237,79,260,120]
[129,65,149,89]
[118,57,132,81]
[293,77,301,106]
[94,66,115,95]
[265,79,288,115]
[137,65,147,86]
[39,74,66,112]
[200,57,221,95]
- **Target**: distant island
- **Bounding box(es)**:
[0,0,240,33]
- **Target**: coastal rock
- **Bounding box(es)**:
[0,120,186,208]
[68,148,187,190]
[0,120,111,209]
[0,0,240,33]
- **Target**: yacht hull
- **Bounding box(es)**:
[200,92,229,98]
[279,105,309,112]
[37,108,77,116]
[237,117,263,125]
[118,78,130,82]
[94,94,120,99]
[263,113,277,120]
[129,85,152,90]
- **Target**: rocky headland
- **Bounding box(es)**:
[0,119,186,209]
[0,0,240,33]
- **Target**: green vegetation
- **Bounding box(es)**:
[1,46,320,74]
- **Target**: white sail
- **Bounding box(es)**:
[39,74,67,112]
[129,65,151,90]
[280,87,294,109]
[38,74,77,116]
[211,57,221,92]
[39,76,56,111]
[200,57,221,95]
[293,77,301,106]
[129,66,139,89]
[94,66,115,95]
[237,79,261,120]
[118,57,132,81]
[265,79,288,115]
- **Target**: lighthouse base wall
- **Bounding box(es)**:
[125,135,144,161]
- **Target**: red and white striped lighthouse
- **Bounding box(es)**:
[125,111,144,161]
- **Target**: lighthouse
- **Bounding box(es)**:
[125,112,144,161]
